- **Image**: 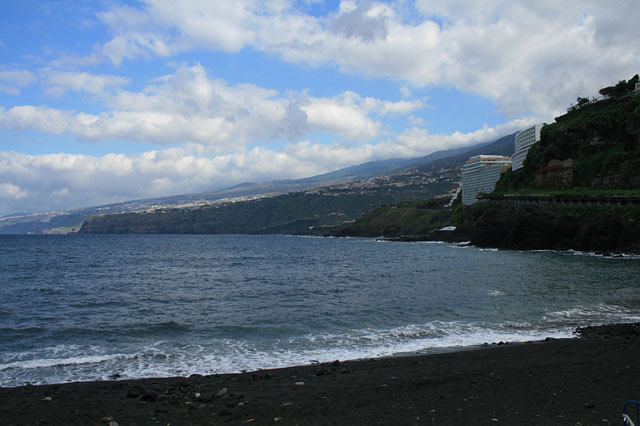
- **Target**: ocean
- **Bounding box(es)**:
[1,234,639,387]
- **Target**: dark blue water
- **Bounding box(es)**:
[1,234,639,387]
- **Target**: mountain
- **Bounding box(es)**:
[79,178,461,235]
[1,133,516,234]
[414,133,516,172]
[191,141,508,201]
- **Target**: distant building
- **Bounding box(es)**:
[461,155,512,205]
[512,124,543,171]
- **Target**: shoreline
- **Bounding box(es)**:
[2,323,639,425]
[383,236,640,259]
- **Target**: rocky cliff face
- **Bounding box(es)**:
[452,202,640,253]
[532,93,640,190]
[532,159,574,189]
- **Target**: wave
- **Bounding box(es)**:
[3,306,636,387]
[542,303,640,325]
[528,248,640,260]
[0,353,136,371]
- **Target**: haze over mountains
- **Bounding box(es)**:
[0,134,516,234]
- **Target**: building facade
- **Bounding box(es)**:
[461,155,512,205]
[512,124,543,171]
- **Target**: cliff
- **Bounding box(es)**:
[339,76,640,253]
[496,75,640,193]
[449,202,640,253]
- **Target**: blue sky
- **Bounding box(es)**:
[0,0,639,215]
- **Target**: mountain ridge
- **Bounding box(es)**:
[1,133,515,234]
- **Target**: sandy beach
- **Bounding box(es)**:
[1,323,639,426]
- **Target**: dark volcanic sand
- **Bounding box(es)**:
[2,324,639,426]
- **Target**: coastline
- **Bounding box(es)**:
[2,323,639,426]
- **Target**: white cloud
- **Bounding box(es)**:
[0,118,531,215]
[0,70,37,95]
[302,95,380,141]
[408,115,425,126]
[1,64,421,147]
[0,106,75,134]
[329,2,393,41]
[84,0,640,118]
[301,91,424,141]
[94,1,260,65]
[41,69,130,97]
[0,183,28,200]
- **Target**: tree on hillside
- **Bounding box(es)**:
[599,75,640,98]
[577,97,590,107]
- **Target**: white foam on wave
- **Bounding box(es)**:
[104,322,574,380]
[0,320,575,387]
[0,353,136,371]
[543,303,640,325]
[4,302,637,387]
[571,251,640,260]
[532,249,640,260]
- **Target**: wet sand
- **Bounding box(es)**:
[1,323,639,426]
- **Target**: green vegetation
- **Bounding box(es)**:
[492,143,542,194]
[339,75,640,252]
[494,74,640,194]
[335,198,453,237]
[81,182,456,235]
[81,76,640,251]
[497,187,640,196]
[598,75,640,98]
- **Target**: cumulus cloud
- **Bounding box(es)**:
[0,118,532,215]
[41,69,130,97]
[329,1,392,41]
[0,183,28,200]
[0,70,37,95]
[1,64,419,147]
[302,91,424,141]
[84,0,640,118]
[94,0,260,65]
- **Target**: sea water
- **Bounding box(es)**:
[1,234,639,387]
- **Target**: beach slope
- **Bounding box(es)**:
[1,323,639,426]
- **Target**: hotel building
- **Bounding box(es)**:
[512,124,543,171]
[461,155,512,205]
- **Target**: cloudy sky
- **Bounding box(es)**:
[1,0,638,216]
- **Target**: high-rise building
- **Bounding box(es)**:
[461,155,512,205]
[512,124,543,171]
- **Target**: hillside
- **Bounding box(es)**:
[79,131,520,235]
[1,135,513,234]
[79,182,455,235]
[415,133,516,172]
[495,75,640,193]
[333,198,453,238]
[338,76,640,252]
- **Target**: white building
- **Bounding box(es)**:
[461,155,512,205]
[512,124,543,171]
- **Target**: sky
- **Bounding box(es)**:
[0,1,639,216]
